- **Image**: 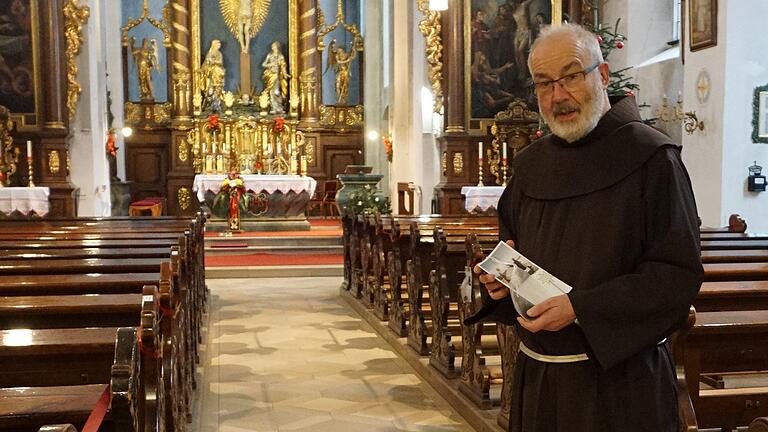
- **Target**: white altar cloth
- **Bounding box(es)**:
[461,186,505,212]
[193,175,317,202]
[0,186,50,216]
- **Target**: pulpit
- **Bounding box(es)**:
[193,174,317,231]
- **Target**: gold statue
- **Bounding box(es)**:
[219,0,271,54]
[130,37,159,101]
[199,39,226,111]
[326,39,357,105]
[261,41,289,114]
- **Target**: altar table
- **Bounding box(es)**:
[192,175,317,231]
[461,186,505,214]
[0,187,50,218]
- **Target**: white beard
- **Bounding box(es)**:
[543,86,607,143]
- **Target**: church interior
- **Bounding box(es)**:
[1,0,768,431]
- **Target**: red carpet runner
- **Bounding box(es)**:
[206,253,343,267]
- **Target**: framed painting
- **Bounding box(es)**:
[465,0,560,132]
[689,0,717,51]
[0,0,41,128]
[752,84,768,143]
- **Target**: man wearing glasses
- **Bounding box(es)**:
[469,23,703,431]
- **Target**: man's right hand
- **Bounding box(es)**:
[473,240,515,300]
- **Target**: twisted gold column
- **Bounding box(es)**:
[298,0,320,123]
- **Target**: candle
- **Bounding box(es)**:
[26,140,32,159]
[478,141,483,160]
[502,141,507,161]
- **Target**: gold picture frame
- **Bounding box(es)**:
[689,0,717,52]
[0,0,42,129]
[464,0,562,134]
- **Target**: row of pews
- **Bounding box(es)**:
[341,211,768,431]
[0,214,208,432]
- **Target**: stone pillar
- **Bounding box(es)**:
[443,0,464,134]
[171,0,192,120]
[298,0,321,124]
[363,0,388,195]
[69,0,111,216]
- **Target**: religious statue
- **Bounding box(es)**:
[325,39,357,105]
[130,37,159,101]
[260,41,289,114]
[198,39,226,112]
[219,0,271,54]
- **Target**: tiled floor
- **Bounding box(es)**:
[192,277,473,432]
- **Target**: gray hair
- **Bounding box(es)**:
[527,23,604,73]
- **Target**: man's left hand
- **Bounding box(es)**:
[517,294,576,332]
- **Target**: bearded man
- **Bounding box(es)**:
[468,23,703,432]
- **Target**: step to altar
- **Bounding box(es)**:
[204,221,343,278]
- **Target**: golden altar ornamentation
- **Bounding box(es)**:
[63,0,90,121]
[189,114,305,176]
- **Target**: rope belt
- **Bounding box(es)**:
[519,342,589,363]
[519,338,668,364]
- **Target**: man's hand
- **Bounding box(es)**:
[517,294,576,332]
[473,240,515,300]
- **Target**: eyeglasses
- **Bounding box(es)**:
[532,62,601,94]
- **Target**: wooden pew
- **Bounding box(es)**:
[0,327,138,432]
[0,294,141,329]
[675,309,768,430]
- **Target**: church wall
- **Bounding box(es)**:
[363,0,389,197]
[681,0,726,229]
[720,0,768,233]
[69,0,111,216]
[106,1,126,182]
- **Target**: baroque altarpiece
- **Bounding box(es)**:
[120,0,365,216]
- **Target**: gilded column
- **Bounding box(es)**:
[171,0,192,120]
[298,0,320,123]
[41,0,67,130]
[444,0,464,134]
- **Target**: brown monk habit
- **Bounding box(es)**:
[466,96,704,432]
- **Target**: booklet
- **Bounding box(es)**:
[477,241,572,321]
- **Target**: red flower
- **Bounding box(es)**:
[207,114,220,132]
[106,132,117,157]
[255,161,264,172]
[274,117,285,132]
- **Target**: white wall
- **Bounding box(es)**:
[720,0,768,232]
[69,0,111,216]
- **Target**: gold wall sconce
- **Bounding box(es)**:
[683,111,705,135]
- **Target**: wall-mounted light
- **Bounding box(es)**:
[683,111,705,135]
[429,0,448,11]
[121,126,133,138]
[367,130,380,141]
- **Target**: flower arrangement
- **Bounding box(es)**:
[383,135,393,162]
[274,117,285,133]
[347,184,392,215]
[106,129,117,157]
[206,114,220,133]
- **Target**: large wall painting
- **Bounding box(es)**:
[466,0,552,125]
[0,0,39,120]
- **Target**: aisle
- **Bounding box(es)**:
[193,277,472,432]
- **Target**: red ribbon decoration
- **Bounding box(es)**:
[81,384,111,432]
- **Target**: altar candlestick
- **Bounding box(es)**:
[478,141,484,187]
[300,155,307,177]
[26,140,34,187]
[502,141,508,186]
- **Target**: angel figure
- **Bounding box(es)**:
[130,37,160,101]
[325,39,357,105]
[261,41,289,114]
[218,0,271,55]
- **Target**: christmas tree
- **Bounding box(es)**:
[592,18,638,98]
